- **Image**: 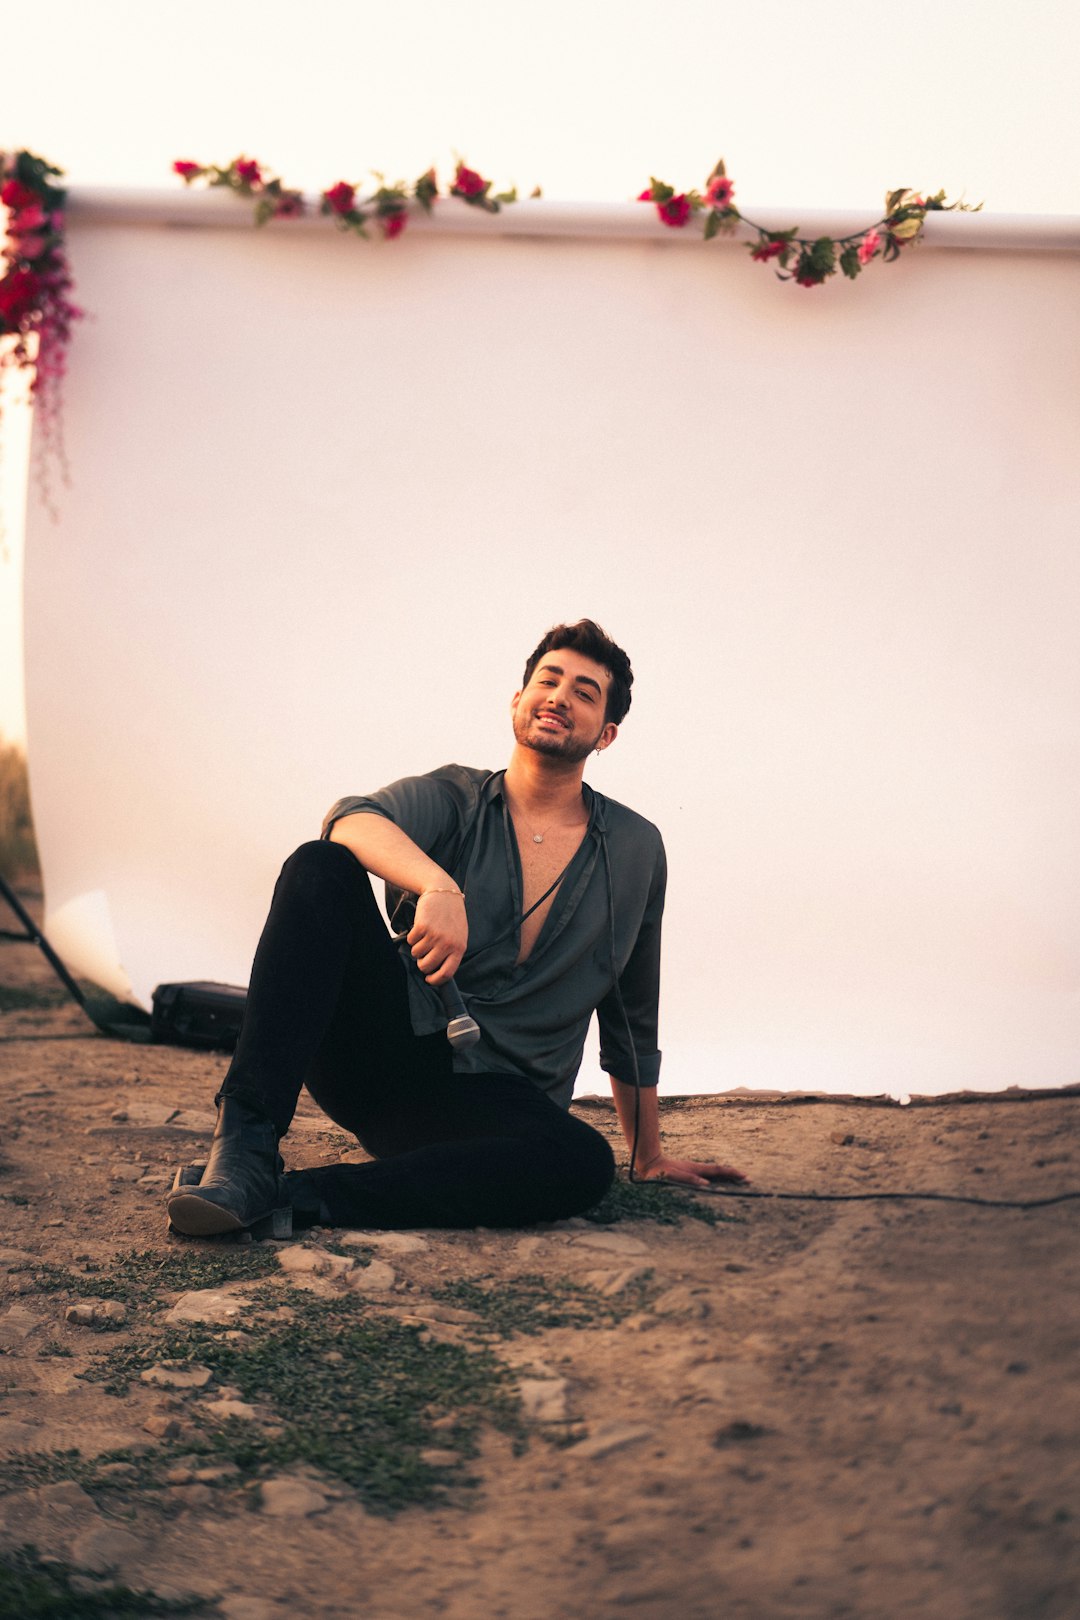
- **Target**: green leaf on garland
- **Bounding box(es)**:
[703,210,721,241]
[808,236,836,274]
[649,177,674,203]
[839,245,861,280]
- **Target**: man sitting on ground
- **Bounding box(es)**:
[166,618,747,1236]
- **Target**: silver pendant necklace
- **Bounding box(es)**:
[508,787,586,848]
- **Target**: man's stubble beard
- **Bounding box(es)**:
[514,711,600,767]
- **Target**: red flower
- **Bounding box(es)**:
[382,210,407,240]
[272,193,304,219]
[0,266,42,324]
[658,193,690,228]
[751,238,786,262]
[323,181,356,216]
[452,163,486,198]
[1,180,40,211]
[705,175,735,209]
[637,188,654,201]
[172,161,202,181]
[234,159,262,187]
[795,273,823,288]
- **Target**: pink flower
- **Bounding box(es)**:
[172,160,202,180]
[323,181,356,216]
[751,238,786,262]
[11,203,47,234]
[637,188,654,201]
[234,159,262,187]
[795,273,822,288]
[857,230,881,265]
[382,210,407,240]
[452,163,487,198]
[705,175,735,209]
[15,234,46,260]
[657,193,690,228]
[1,180,39,211]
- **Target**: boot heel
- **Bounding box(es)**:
[249,1205,293,1240]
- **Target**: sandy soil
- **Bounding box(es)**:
[1,881,1079,1620]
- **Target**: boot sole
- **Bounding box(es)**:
[166,1165,292,1239]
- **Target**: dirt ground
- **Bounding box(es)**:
[2,881,1079,1620]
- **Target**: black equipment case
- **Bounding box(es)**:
[151,981,247,1051]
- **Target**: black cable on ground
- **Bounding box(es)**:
[678,1185,1080,1210]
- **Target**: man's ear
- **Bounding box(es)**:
[510,689,522,718]
[595,722,619,752]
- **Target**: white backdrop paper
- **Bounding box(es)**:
[23,203,1080,1097]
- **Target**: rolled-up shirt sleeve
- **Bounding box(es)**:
[321,770,465,853]
[596,840,666,1088]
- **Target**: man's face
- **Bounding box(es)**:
[511,648,619,764]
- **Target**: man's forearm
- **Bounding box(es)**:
[329,813,467,984]
[610,1076,662,1168]
[328,813,456,897]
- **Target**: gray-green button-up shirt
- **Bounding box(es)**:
[321,765,665,1110]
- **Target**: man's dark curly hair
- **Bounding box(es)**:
[522,619,634,726]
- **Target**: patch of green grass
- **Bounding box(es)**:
[10,1247,279,1309]
[585,1176,740,1226]
[431,1272,654,1337]
[0,1451,89,1491]
[72,1286,522,1514]
[0,1546,210,1618]
[0,984,71,1012]
[0,737,39,880]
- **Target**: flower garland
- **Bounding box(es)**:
[638,159,980,286]
[0,145,983,518]
[175,152,979,291]
[0,150,83,509]
[172,155,524,237]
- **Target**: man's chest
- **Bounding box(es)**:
[514,825,588,963]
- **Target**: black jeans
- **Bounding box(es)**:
[219,841,615,1228]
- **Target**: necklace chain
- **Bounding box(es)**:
[509,793,585,846]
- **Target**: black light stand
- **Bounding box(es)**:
[0,873,150,1040]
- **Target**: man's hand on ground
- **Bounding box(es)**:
[634,1153,750,1189]
[408,890,469,985]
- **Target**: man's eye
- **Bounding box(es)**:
[576,689,595,703]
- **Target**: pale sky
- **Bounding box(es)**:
[2,0,1078,740]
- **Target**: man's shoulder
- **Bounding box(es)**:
[590,788,664,851]
[424,763,493,791]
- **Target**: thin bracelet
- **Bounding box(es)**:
[422,887,465,898]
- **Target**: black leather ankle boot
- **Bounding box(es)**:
[166,1096,290,1238]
